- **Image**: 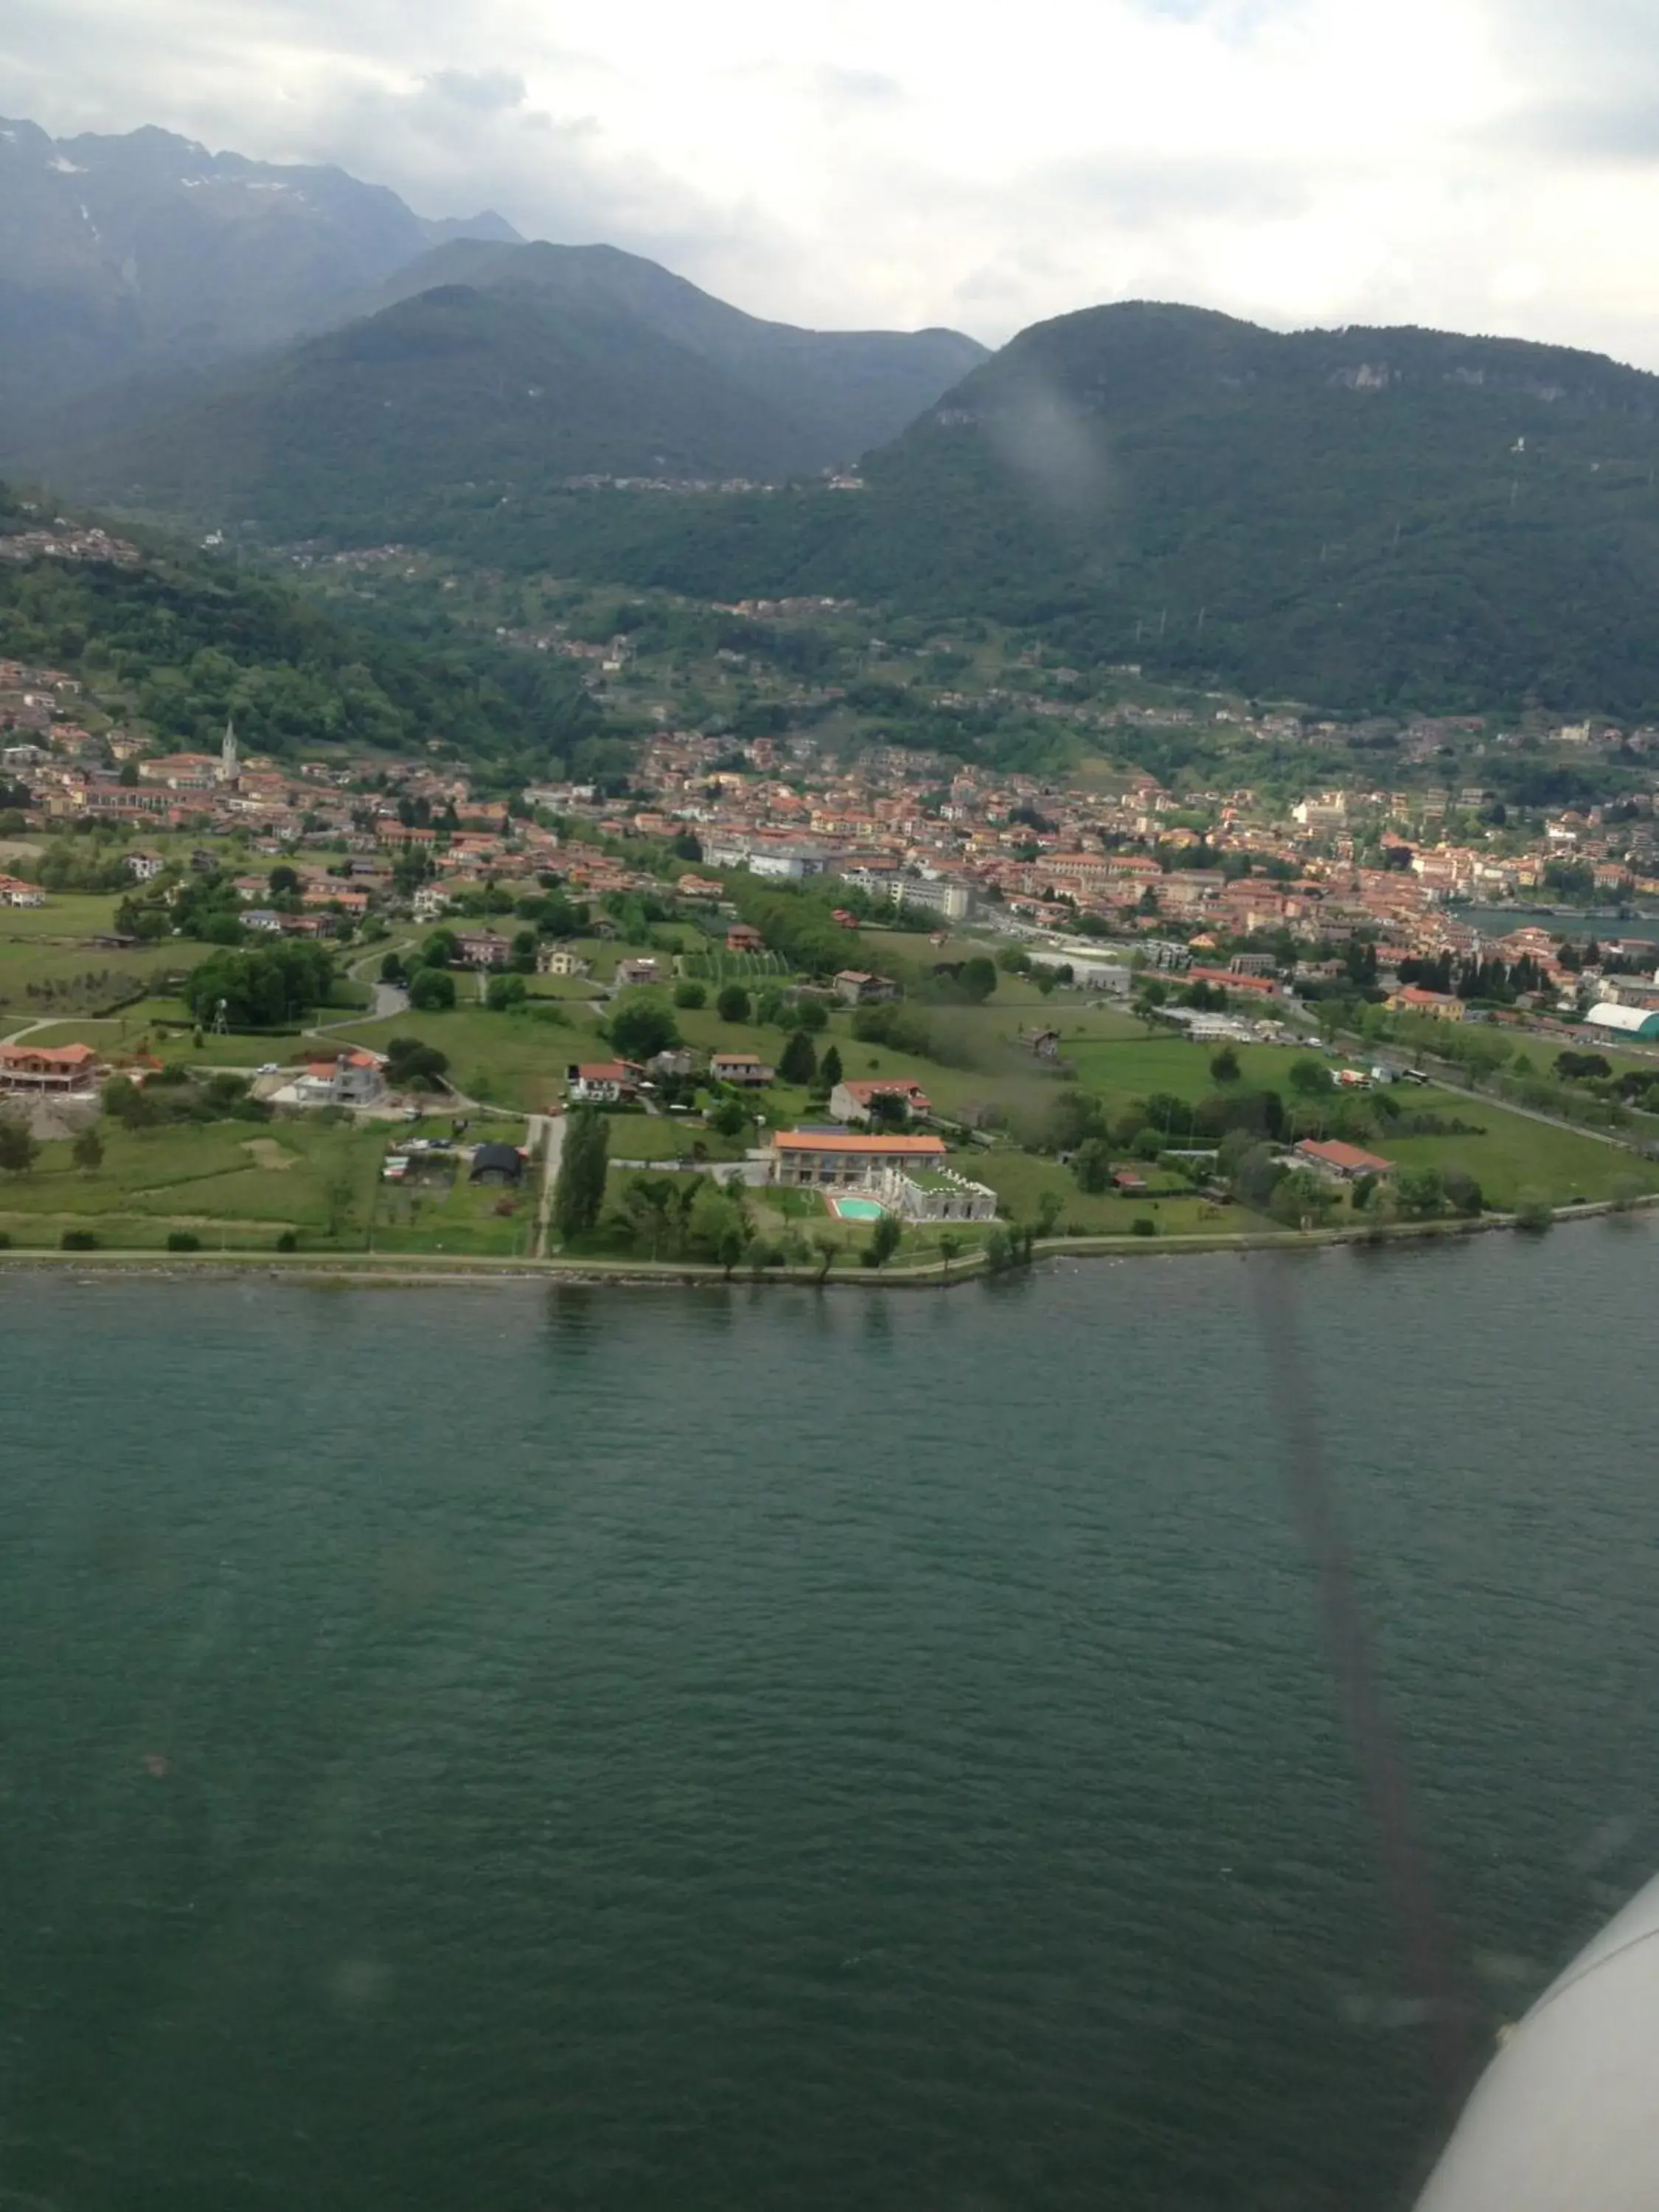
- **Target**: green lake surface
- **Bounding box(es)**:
[6,1230,1659,2210]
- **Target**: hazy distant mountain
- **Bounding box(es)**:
[0,115,520,411]
[347,239,990,465]
[18,238,989,522]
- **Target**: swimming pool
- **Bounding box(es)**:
[827,1194,886,1220]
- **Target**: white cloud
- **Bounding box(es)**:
[4,0,1659,359]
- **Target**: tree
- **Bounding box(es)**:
[383,1036,449,1088]
[674,980,706,1009]
[795,996,829,1032]
[812,1232,839,1283]
[1270,1169,1335,1228]
[553,1107,611,1244]
[407,966,457,1012]
[100,1074,158,1130]
[709,1096,750,1138]
[380,951,407,984]
[1395,1166,1446,1220]
[1034,1189,1064,1238]
[616,1175,676,1259]
[866,1091,909,1129]
[1442,1169,1484,1217]
[1074,1137,1113,1193]
[421,929,459,969]
[778,1028,817,1085]
[960,956,997,1003]
[1230,1141,1287,1210]
[869,1213,904,1269]
[485,972,529,1012]
[182,941,335,1028]
[716,983,751,1023]
[609,998,679,1061]
[72,1124,104,1172]
[1289,1056,1332,1098]
[937,1231,963,1284]
[820,1044,844,1090]
[0,1115,39,1175]
[1209,1045,1242,1085]
[269,865,300,897]
[1514,1188,1554,1234]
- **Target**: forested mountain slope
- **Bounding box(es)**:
[362,303,1659,716]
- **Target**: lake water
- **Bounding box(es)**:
[6,1233,1659,2211]
[1464,902,1659,945]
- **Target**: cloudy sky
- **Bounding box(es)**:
[4,0,1659,358]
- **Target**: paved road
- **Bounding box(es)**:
[0,1015,123,1046]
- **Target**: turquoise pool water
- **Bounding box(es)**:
[830,1195,886,1219]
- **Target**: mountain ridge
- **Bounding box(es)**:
[319,299,1659,717]
[0,114,521,414]
[12,234,989,509]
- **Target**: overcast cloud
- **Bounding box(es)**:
[4,0,1659,360]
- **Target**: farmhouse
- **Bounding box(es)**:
[537,945,592,977]
[566,1061,641,1104]
[832,970,900,1006]
[453,931,513,970]
[830,1078,932,1124]
[0,1041,102,1093]
[1294,1138,1397,1181]
[709,1052,775,1088]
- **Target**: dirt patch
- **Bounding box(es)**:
[16,1096,100,1141]
[242,1138,298,1171]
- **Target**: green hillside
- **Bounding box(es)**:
[323,302,1659,717]
[0,490,604,773]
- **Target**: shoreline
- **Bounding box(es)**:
[1,1194,1649,1290]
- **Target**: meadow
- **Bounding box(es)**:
[0,1119,383,1249]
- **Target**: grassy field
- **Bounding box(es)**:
[853,928,999,970]
[603,1115,748,1164]
[336,1005,604,1111]
[15,1015,311,1068]
[0,1119,384,1248]
[0,893,123,938]
[1063,1034,1314,1112]
[0,936,227,1024]
[1377,1091,1659,1208]
[958,1149,1236,1236]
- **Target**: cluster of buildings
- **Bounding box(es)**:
[0,521,140,568]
